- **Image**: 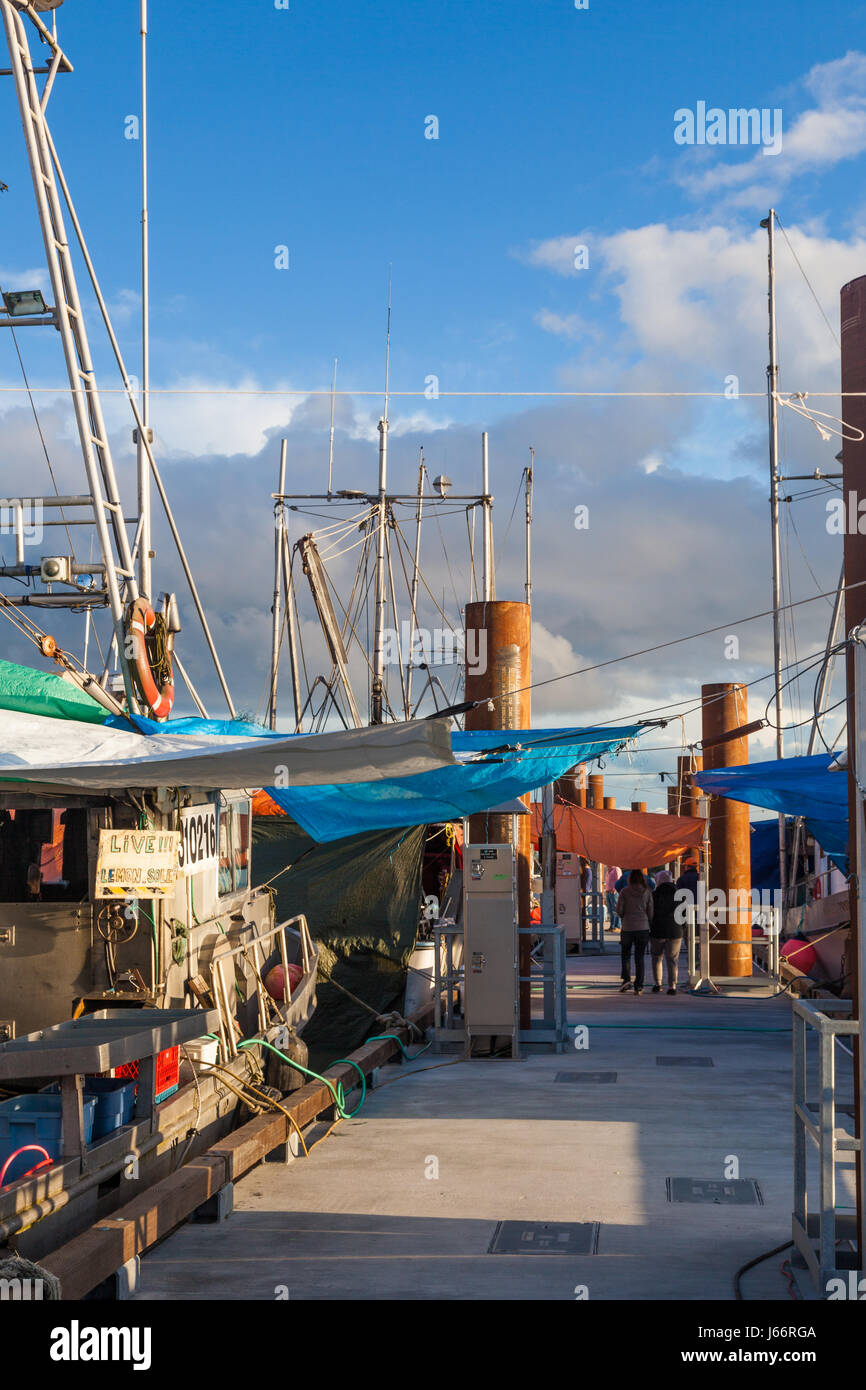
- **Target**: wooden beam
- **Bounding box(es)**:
[40,1156,228,1301]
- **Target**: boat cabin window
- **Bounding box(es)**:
[0,807,89,902]
[218,798,251,896]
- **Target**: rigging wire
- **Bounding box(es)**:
[499,465,527,553]
[786,508,835,608]
[430,497,464,618]
[475,577,866,711]
[5,321,77,560]
[3,384,863,398]
[390,517,460,635]
[773,214,840,352]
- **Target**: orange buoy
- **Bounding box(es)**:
[127,597,174,719]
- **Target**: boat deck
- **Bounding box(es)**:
[134,945,854,1301]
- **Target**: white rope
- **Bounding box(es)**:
[776,392,865,444]
[1,386,865,398]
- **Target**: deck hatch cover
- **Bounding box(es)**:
[667,1178,763,1205]
[554,1071,617,1084]
[488,1221,599,1255]
[656,1056,714,1067]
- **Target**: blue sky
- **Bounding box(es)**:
[1,0,865,802]
[2,0,862,403]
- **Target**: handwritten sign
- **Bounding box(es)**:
[95,828,181,898]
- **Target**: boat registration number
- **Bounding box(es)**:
[178,806,218,872]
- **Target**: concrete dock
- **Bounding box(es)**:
[134,948,852,1301]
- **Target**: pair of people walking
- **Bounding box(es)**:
[616,868,682,995]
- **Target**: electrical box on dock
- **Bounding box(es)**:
[462,844,518,1055]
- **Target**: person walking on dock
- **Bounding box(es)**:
[605,864,622,931]
[616,869,653,994]
[650,868,681,995]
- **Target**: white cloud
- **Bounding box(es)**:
[673,51,866,206]
[0,265,49,292]
[516,235,590,278]
[534,309,594,341]
[521,221,866,394]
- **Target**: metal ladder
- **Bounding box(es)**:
[1,0,140,710]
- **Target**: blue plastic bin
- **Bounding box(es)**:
[43,1078,137,1141]
[0,1093,96,1186]
[83,1077,137,1139]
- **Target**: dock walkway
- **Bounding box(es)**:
[134,947,846,1301]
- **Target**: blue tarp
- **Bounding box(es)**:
[112,714,642,843]
[113,714,273,738]
[264,724,643,842]
[750,819,783,891]
[694,753,849,872]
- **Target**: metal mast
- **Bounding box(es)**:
[327,358,337,496]
[268,440,287,729]
[137,0,152,599]
[763,209,787,906]
[481,431,495,601]
[0,1,140,712]
[405,450,425,716]
[371,271,392,724]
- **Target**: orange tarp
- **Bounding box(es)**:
[532,803,704,866]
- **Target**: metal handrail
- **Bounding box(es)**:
[212,915,311,1059]
[791,997,861,1294]
[686,904,780,991]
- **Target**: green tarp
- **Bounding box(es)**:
[252,816,428,1057]
[0,658,108,725]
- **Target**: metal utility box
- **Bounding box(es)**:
[555,851,583,951]
[463,844,518,1055]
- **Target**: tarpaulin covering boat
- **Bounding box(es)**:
[0,707,455,791]
[693,752,848,871]
[260,725,643,841]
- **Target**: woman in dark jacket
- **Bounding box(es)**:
[650,869,682,995]
[615,869,653,995]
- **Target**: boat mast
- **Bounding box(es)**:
[762,208,787,906]
[137,0,152,600]
[268,440,287,729]
[0,1,140,713]
[327,358,337,496]
[405,449,425,716]
[371,269,391,724]
[280,527,303,731]
[481,432,495,601]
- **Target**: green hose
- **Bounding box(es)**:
[238,1039,367,1118]
[366,1033,432,1061]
